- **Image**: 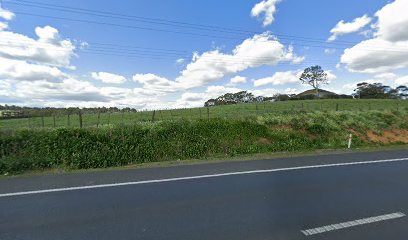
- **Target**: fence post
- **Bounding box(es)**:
[67,114,71,127]
[348,134,353,149]
[53,115,56,128]
[152,110,156,122]
[207,107,210,121]
[97,111,101,127]
[78,111,83,128]
[41,115,45,128]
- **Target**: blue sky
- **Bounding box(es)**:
[1,0,408,109]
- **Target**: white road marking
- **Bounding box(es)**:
[301,212,406,236]
[1,157,408,198]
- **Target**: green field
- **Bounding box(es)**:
[1,99,408,130]
[1,109,408,174]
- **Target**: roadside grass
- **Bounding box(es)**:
[1,99,408,130]
[1,109,407,175]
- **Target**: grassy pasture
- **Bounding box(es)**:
[1,99,407,130]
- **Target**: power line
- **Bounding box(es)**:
[7,0,387,48]
[9,10,408,53]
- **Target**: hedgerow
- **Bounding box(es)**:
[1,110,407,174]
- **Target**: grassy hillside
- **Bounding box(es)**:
[1,99,408,130]
[1,110,408,174]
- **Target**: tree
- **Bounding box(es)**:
[299,65,328,97]
[396,85,408,99]
[353,82,407,99]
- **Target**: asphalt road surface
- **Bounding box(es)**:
[1,149,408,240]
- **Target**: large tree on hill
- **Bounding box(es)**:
[299,65,328,97]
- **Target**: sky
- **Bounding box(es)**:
[1,0,408,109]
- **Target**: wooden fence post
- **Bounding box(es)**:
[152,110,156,122]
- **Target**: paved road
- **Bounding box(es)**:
[1,149,408,239]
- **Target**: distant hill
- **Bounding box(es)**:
[296,89,337,97]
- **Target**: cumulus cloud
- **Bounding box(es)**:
[251,0,282,27]
[0,57,65,81]
[396,75,408,85]
[133,73,181,93]
[340,38,408,73]
[328,15,372,41]
[176,33,303,89]
[226,76,247,86]
[253,70,301,87]
[0,21,8,31]
[91,72,126,84]
[340,0,408,73]
[0,7,14,21]
[374,0,408,42]
[0,26,76,68]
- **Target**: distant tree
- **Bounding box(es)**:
[396,85,408,99]
[353,82,390,99]
[299,65,328,97]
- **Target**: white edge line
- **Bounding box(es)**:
[301,212,406,236]
[1,157,408,198]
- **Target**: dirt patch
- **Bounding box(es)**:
[258,137,272,145]
[366,129,408,144]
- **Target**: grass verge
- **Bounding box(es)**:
[1,110,407,175]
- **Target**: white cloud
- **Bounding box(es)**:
[0,7,14,21]
[176,32,303,89]
[176,58,185,64]
[0,21,8,31]
[340,38,408,73]
[253,70,301,87]
[132,73,180,93]
[374,72,397,80]
[396,75,408,85]
[328,15,372,41]
[251,0,282,27]
[328,15,372,42]
[0,57,65,81]
[340,1,408,73]
[91,72,126,84]
[226,76,247,86]
[374,0,408,42]
[324,48,336,54]
[0,26,76,68]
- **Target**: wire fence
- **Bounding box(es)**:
[1,100,408,130]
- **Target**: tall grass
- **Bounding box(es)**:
[2,99,408,130]
[1,110,407,174]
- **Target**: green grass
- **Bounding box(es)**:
[1,99,407,130]
[1,110,407,174]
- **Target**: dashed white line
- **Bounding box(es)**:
[1,157,408,198]
[301,212,406,236]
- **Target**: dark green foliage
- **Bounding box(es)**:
[1,110,408,174]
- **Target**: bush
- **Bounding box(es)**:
[1,110,407,174]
